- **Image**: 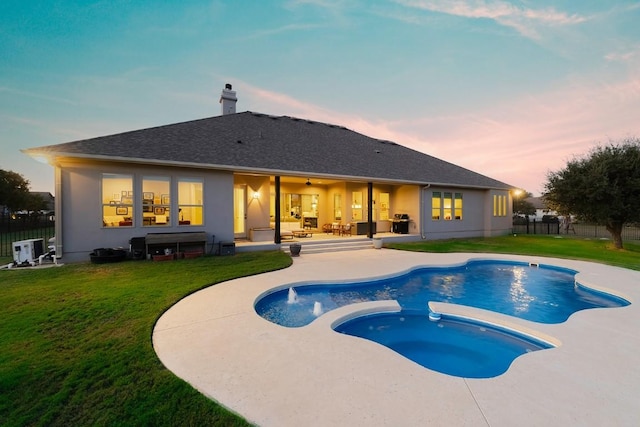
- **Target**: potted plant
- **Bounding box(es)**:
[289,243,301,257]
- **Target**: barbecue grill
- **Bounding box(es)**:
[392,213,409,234]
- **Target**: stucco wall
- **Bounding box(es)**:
[485,189,513,237]
[58,161,233,262]
[391,185,421,234]
[418,187,512,240]
[238,175,272,232]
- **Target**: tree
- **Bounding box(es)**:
[23,193,48,213]
[0,169,32,212]
[513,191,536,217]
[544,138,640,249]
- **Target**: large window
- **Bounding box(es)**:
[433,191,463,221]
[178,178,203,226]
[102,175,203,228]
[142,176,170,227]
[102,174,134,227]
[281,193,319,226]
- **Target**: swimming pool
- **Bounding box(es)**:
[254,259,629,378]
[255,260,629,378]
[334,311,553,378]
[255,260,629,327]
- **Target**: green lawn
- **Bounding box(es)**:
[1,235,639,426]
[0,251,292,427]
[386,234,640,270]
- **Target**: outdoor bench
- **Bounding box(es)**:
[145,232,208,258]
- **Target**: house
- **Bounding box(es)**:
[23,84,515,262]
[31,192,55,214]
[526,196,557,221]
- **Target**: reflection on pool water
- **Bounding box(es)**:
[334,311,553,379]
[255,260,629,328]
[254,260,630,378]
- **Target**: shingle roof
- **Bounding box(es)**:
[23,111,512,189]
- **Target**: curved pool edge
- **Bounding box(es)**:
[573,272,634,305]
[153,251,640,427]
[427,301,562,348]
[254,256,629,328]
[312,299,561,351]
[252,256,509,308]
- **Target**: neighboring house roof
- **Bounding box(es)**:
[23,111,512,189]
[31,192,55,211]
[526,196,549,210]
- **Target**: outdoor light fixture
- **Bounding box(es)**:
[253,192,260,199]
[306,179,311,186]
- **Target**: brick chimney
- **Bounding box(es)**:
[220,83,237,115]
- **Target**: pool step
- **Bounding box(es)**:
[282,237,374,255]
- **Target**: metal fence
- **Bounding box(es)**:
[0,212,55,258]
[512,220,640,241]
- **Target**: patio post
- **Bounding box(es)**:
[367,182,373,238]
[274,176,281,244]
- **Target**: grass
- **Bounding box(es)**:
[1,235,639,426]
[0,251,292,427]
[386,234,640,270]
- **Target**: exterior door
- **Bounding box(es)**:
[233,185,246,238]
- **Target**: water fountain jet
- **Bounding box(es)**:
[287,287,298,304]
[313,301,323,316]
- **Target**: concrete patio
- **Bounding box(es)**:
[153,249,639,426]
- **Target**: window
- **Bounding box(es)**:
[432,192,441,220]
[433,191,463,221]
[379,192,389,220]
[142,176,170,227]
[443,192,452,220]
[101,175,204,228]
[351,191,363,221]
[454,193,463,220]
[102,174,133,227]
[178,178,203,226]
[334,194,342,221]
[493,194,507,217]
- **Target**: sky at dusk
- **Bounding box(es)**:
[2,0,639,196]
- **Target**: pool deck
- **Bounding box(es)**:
[153,250,640,426]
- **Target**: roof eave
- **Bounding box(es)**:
[22,150,513,190]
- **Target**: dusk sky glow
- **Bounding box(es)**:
[2,1,639,195]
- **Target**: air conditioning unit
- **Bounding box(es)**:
[13,239,45,264]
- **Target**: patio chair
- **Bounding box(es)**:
[340,223,352,236]
[331,222,341,235]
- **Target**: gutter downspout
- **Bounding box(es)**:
[420,184,431,239]
[54,166,63,258]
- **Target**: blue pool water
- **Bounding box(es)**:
[334,311,552,378]
[255,260,629,328]
[254,260,629,378]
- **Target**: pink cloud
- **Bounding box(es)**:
[237,72,639,196]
